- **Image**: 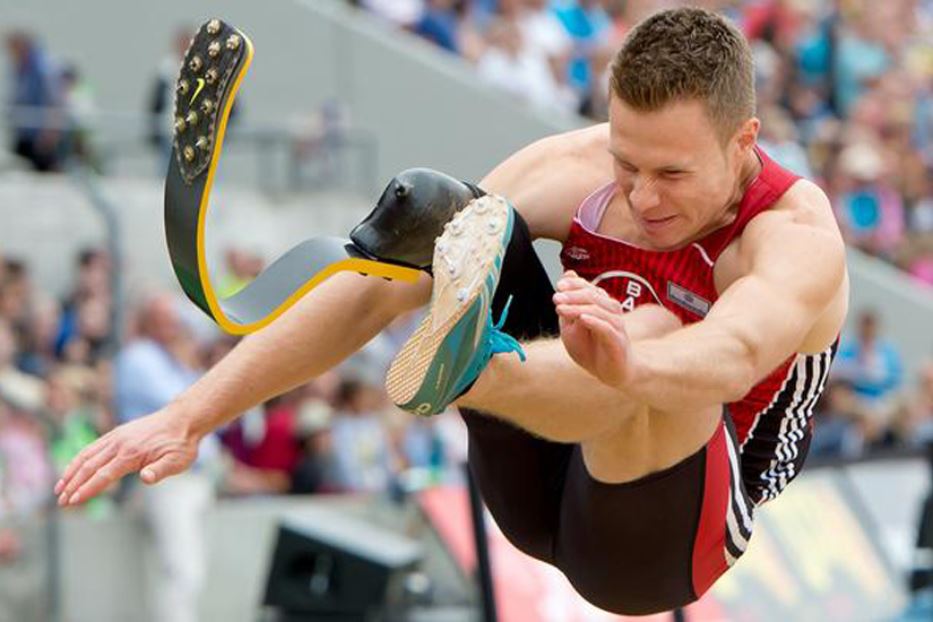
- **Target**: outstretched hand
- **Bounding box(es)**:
[54,408,199,507]
[554,271,633,388]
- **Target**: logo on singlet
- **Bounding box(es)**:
[592,271,662,312]
[564,246,590,262]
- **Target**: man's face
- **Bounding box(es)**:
[0,321,14,368]
[143,297,182,346]
[858,313,878,344]
[608,96,750,250]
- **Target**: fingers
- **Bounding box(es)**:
[556,274,591,292]
[140,453,189,485]
[65,460,127,506]
[56,441,118,505]
[55,437,109,495]
[553,288,621,313]
[556,303,625,329]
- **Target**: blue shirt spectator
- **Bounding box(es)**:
[114,294,219,468]
[552,0,610,96]
[415,1,461,53]
[115,340,197,423]
[4,31,63,170]
[833,310,903,401]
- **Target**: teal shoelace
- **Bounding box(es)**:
[486,295,526,362]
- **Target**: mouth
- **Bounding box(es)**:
[640,214,678,232]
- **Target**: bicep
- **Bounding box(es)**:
[707,224,846,378]
[479,126,607,242]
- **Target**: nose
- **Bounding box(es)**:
[628,175,661,214]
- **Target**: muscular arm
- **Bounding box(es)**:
[624,214,847,412]
[480,124,611,241]
[177,272,430,438]
[56,272,429,504]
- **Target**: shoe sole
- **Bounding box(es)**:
[386,195,513,413]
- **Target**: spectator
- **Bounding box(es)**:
[114,293,216,622]
[216,247,263,298]
[832,142,905,259]
[0,398,53,521]
[327,375,397,493]
[758,105,814,178]
[832,309,904,430]
[59,64,100,171]
[221,387,304,496]
[476,17,573,113]
[0,319,45,415]
[896,362,933,447]
[289,375,339,495]
[414,0,463,53]
[552,0,612,105]
[45,366,109,515]
[810,381,862,458]
[360,0,425,29]
[4,31,63,172]
[56,248,113,364]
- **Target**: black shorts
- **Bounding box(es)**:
[460,212,762,615]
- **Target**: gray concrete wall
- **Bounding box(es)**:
[0,0,581,186]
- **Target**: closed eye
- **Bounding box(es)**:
[613,158,638,173]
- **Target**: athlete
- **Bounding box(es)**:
[55,8,847,614]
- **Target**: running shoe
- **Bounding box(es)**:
[386,195,526,416]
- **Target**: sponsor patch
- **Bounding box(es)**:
[667,281,711,317]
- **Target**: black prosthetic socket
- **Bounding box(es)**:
[349,168,484,271]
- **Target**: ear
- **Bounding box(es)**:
[735,117,760,155]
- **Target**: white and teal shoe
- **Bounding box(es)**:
[386,194,526,416]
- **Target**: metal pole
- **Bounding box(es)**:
[464,463,497,622]
[73,167,124,358]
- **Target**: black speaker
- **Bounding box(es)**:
[263,511,422,621]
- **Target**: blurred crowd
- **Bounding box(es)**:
[3,31,98,173]
[7,0,933,282]
[812,308,933,459]
[0,246,467,561]
[351,0,933,287]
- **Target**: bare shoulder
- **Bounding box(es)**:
[480,123,613,242]
[742,178,845,258]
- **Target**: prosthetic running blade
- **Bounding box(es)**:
[164,19,421,336]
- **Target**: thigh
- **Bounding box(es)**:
[554,413,755,616]
[462,208,573,563]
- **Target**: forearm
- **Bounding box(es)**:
[461,304,684,442]
[626,323,756,412]
[174,272,428,438]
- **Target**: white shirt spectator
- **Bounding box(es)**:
[361,0,425,28]
[478,18,576,114]
[519,6,573,60]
